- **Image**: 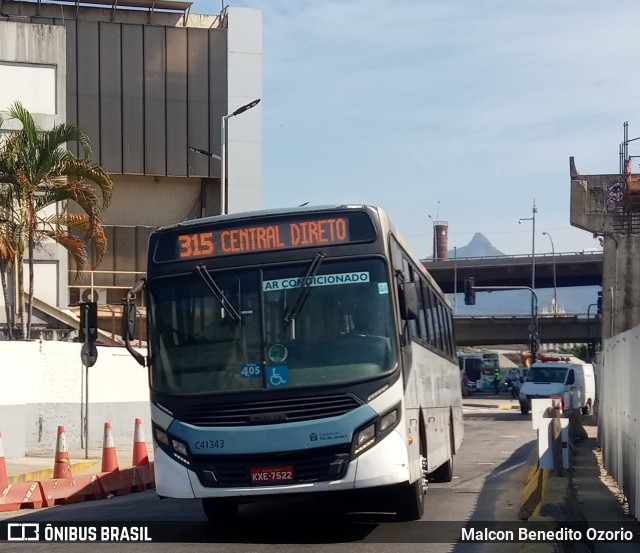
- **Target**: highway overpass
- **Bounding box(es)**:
[422,251,602,294]
[420,251,604,345]
[454,314,601,346]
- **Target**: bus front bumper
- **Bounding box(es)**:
[154,429,410,500]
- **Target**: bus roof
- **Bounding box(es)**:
[155,204,386,233]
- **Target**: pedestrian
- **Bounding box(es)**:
[493,367,501,394]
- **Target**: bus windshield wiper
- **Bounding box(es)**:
[283,252,326,325]
[195,265,241,322]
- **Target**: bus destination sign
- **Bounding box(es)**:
[177,217,350,259]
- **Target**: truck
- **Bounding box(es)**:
[518,356,595,415]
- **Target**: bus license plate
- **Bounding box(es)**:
[250,466,294,484]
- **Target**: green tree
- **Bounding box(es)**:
[0,102,113,339]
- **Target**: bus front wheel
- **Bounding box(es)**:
[394,455,426,521]
[202,498,239,523]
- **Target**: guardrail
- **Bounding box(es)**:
[423,250,602,262]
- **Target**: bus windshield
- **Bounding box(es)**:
[147,257,397,394]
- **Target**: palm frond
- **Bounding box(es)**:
[43,124,91,154]
[41,229,89,275]
[7,102,38,144]
[39,212,93,234]
[60,159,114,208]
[38,180,102,217]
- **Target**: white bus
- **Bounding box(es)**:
[458,351,500,391]
[122,204,464,521]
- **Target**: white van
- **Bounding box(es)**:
[519,359,595,415]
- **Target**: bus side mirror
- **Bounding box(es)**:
[399,282,419,320]
[122,278,147,367]
[566,369,575,386]
[121,303,138,341]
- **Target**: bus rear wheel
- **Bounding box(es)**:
[428,458,453,483]
[202,498,239,523]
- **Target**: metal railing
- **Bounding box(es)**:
[68,270,147,307]
[67,270,147,345]
[423,250,602,263]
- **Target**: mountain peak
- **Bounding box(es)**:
[449,233,504,258]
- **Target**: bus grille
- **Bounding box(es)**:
[193,447,351,487]
[181,394,362,427]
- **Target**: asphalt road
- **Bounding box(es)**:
[1,406,537,552]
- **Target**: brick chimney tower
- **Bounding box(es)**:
[433,221,449,260]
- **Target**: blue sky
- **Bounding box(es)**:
[193,0,640,259]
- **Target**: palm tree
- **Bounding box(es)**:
[0,102,113,339]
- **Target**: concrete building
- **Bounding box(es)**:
[570,148,640,518]
[569,155,638,341]
[0,0,262,332]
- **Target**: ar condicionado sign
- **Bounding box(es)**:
[178,217,349,259]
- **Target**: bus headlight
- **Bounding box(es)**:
[380,409,398,432]
[171,439,189,457]
[351,403,401,458]
[153,425,191,466]
[354,424,376,456]
[170,438,191,465]
[154,427,170,446]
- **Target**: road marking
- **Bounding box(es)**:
[487,460,528,479]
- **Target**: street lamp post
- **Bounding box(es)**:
[187,146,221,161]
[519,199,538,353]
[542,231,557,315]
[188,147,222,218]
[453,246,458,315]
[220,99,260,215]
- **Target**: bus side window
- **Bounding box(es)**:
[443,307,455,357]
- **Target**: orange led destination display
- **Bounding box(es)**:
[177,217,350,259]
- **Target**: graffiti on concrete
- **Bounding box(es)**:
[607,180,625,212]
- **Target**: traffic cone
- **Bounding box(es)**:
[132,418,149,466]
[0,431,8,490]
[101,422,119,473]
[53,425,72,479]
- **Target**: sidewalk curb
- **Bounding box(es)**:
[7,461,99,485]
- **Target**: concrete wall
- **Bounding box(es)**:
[227,7,263,213]
[0,21,71,322]
[601,327,640,518]
[0,340,149,459]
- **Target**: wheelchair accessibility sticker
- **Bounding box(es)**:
[267,365,289,387]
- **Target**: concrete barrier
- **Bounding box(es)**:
[518,462,543,520]
[518,408,588,553]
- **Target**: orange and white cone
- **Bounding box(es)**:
[0,431,8,490]
[53,425,72,479]
[132,418,149,466]
[101,422,119,473]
